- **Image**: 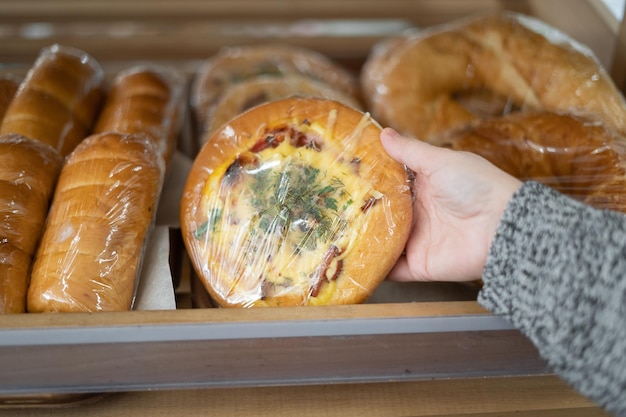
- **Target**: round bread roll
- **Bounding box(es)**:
[0,133,64,313]
[28,132,165,313]
[0,74,20,123]
[204,74,363,140]
[181,97,413,308]
[93,65,186,167]
[0,44,105,156]
[361,13,626,141]
[430,111,626,213]
[191,44,360,134]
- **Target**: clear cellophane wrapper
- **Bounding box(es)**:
[95,63,188,168]
[27,132,166,313]
[25,59,190,313]
[189,43,362,153]
[181,97,414,308]
[0,44,105,157]
[0,134,63,314]
[360,11,626,213]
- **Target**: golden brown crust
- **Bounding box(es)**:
[430,111,626,213]
[0,133,64,314]
[0,134,64,254]
[0,181,51,253]
[27,132,165,313]
[0,44,104,156]
[93,65,186,166]
[181,97,413,307]
[0,74,20,124]
[191,44,359,135]
[361,13,626,141]
[0,242,31,314]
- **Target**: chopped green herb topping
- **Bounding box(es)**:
[249,162,352,250]
[194,208,223,240]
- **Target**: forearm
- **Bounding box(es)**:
[478,181,626,417]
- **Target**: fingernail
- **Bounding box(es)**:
[382,127,399,138]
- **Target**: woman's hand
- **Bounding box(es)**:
[381,128,522,282]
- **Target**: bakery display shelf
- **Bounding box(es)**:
[0,0,621,411]
[0,301,548,397]
[0,0,619,68]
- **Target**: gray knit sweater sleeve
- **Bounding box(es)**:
[478,181,626,417]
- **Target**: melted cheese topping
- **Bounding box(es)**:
[195,120,377,306]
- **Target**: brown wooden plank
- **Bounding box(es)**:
[0,376,608,416]
[0,0,522,22]
[0,0,614,71]
[0,301,489,329]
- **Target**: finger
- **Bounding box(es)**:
[380,127,446,172]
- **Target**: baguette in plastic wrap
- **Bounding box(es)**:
[93,65,186,167]
[0,44,104,156]
[27,132,165,313]
[0,134,63,313]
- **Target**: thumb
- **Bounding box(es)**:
[380,128,442,172]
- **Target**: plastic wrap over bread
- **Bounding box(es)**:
[0,134,63,313]
[361,12,626,214]
[191,44,361,149]
[181,97,413,307]
[0,74,20,123]
[205,74,363,140]
[361,12,626,141]
[93,64,186,167]
[27,132,165,313]
[430,112,626,213]
[0,44,105,156]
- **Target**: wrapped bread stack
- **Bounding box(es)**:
[360,12,626,213]
[190,44,363,150]
[0,43,186,314]
[27,64,186,313]
[0,44,105,313]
